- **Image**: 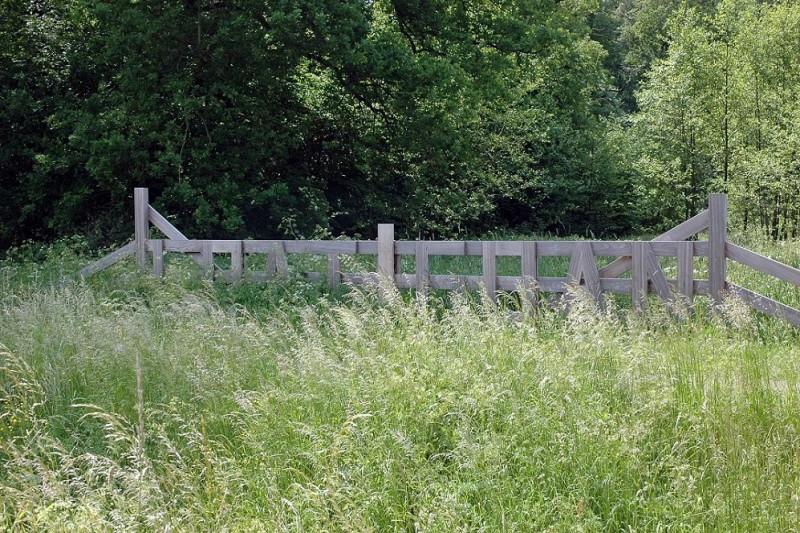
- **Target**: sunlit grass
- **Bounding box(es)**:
[2,236,800,530]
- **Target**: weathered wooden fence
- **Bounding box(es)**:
[79,188,800,326]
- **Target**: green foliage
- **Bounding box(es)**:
[1,0,637,251]
[2,244,800,529]
[626,0,800,236]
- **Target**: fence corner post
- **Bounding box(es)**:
[377,224,395,285]
[134,188,149,270]
[708,193,728,307]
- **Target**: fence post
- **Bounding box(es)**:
[231,240,243,281]
[521,241,538,305]
[483,241,497,303]
[416,241,429,297]
[328,254,341,289]
[134,188,149,270]
[378,224,395,284]
[708,194,728,307]
[202,240,214,280]
[677,240,694,302]
[152,239,164,277]
[632,241,647,312]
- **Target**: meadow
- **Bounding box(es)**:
[2,236,800,531]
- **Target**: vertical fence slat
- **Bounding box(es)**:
[416,241,429,297]
[709,194,728,306]
[483,241,497,302]
[134,188,149,270]
[231,240,243,281]
[152,239,164,277]
[632,241,647,312]
[202,240,214,280]
[522,241,538,305]
[328,254,341,289]
[678,241,694,301]
[275,242,289,277]
[266,245,277,279]
[378,224,395,282]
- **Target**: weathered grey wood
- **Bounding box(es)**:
[201,240,214,279]
[158,240,203,253]
[726,242,800,286]
[599,209,711,277]
[708,194,728,306]
[328,254,341,289]
[243,240,358,254]
[416,241,430,296]
[134,188,149,269]
[483,241,497,302]
[521,241,538,305]
[269,242,289,278]
[231,240,243,280]
[632,242,647,311]
[265,247,277,280]
[565,242,603,307]
[152,239,164,277]
[728,283,800,326]
[678,241,694,301]
[377,224,395,281]
[148,207,187,240]
[356,241,378,254]
[78,241,136,278]
[644,243,672,302]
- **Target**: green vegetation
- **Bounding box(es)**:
[4,0,800,250]
[2,241,800,530]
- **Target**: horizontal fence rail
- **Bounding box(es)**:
[77,189,800,327]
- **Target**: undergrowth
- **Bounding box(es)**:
[1,238,800,530]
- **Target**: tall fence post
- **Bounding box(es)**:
[134,188,149,270]
[632,241,647,312]
[483,241,497,303]
[378,224,395,284]
[708,194,728,307]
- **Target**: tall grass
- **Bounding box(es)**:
[2,237,800,530]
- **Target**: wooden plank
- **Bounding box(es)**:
[265,246,277,280]
[536,241,577,256]
[163,240,202,253]
[599,209,711,278]
[328,254,341,289]
[134,188,149,269]
[231,240,243,281]
[632,242,647,311]
[726,242,800,286]
[483,241,497,302]
[202,240,214,279]
[244,240,358,254]
[565,242,603,307]
[285,241,359,254]
[274,242,288,277]
[581,243,603,305]
[728,283,800,327]
[151,239,164,277]
[377,224,395,280]
[78,241,136,278]
[416,241,429,296]
[678,241,694,301]
[708,194,728,306]
[521,241,538,305]
[644,243,672,302]
[356,241,378,254]
[148,207,187,240]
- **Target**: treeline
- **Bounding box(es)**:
[1,0,798,249]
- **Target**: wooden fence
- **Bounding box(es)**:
[79,188,800,326]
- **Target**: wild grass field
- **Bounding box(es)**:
[2,236,800,531]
